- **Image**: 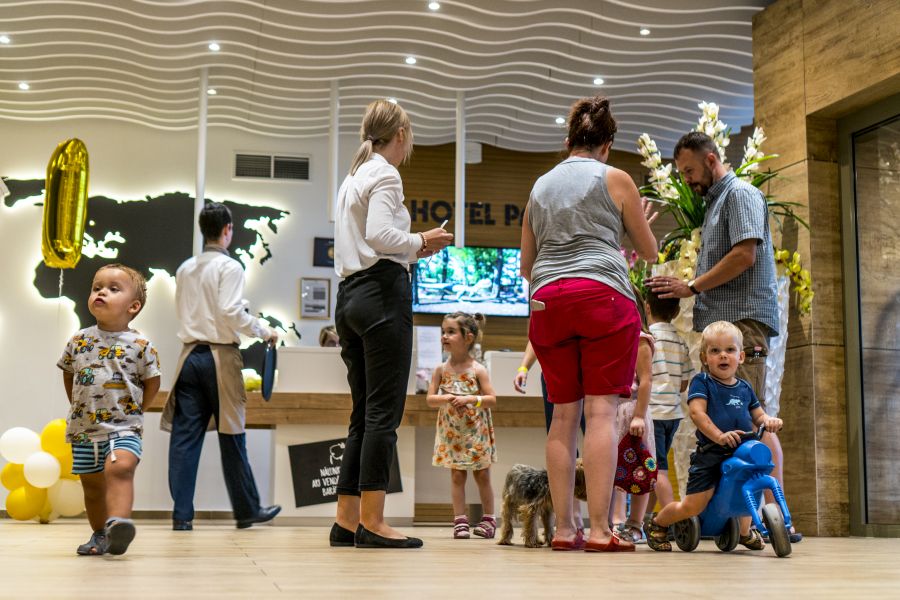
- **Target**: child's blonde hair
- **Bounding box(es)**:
[95,263,147,317]
[700,321,743,354]
[443,312,486,352]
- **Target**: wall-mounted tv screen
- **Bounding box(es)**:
[412,246,529,317]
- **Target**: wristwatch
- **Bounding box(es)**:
[688,279,700,295]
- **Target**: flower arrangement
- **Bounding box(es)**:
[774,250,814,314]
[621,248,651,298]
[638,102,813,314]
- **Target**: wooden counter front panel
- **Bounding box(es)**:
[146,392,546,428]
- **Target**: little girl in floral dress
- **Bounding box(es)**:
[427,312,498,539]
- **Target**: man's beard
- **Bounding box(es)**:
[690,167,714,196]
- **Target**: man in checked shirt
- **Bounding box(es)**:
[645,131,801,542]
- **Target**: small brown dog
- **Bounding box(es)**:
[497,459,587,548]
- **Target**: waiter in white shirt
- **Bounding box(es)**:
[329,100,452,549]
[161,202,281,531]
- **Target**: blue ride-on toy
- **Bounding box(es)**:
[672,428,793,557]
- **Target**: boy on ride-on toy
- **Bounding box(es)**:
[644,321,783,552]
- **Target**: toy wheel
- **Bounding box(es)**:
[762,503,792,557]
[715,517,740,552]
[673,516,700,552]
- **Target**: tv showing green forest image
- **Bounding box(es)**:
[412,246,529,317]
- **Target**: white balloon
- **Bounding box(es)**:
[24,451,61,488]
[47,479,85,517]
[0,427,41,464]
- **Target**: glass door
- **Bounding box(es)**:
[841,94,900,536]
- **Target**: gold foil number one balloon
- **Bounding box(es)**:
[42,139,89,269]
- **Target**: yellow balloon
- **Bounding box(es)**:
[5,486,44,520]
[57,449,75,479]
[1,463,26,491]
[42,138,89,269]
[40,419,70,458]
[37,496,57,524]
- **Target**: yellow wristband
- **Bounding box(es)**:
[517,366,528,373]
[475,396,482,408]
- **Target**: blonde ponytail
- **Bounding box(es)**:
[349,99,413,175]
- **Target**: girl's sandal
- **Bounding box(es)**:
[618,521,646,544]
[644,519,672,552]
[473,515,496,539]
[453,516,470,539]
[76,530,107,556]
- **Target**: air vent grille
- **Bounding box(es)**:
[235,153,309,180]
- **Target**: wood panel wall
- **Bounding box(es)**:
[753,0,900,536]
[399,143,661,351]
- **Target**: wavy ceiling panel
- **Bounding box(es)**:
[0,0,772,155]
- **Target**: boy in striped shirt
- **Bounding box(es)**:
[646,290,694,511]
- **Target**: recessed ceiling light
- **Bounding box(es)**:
[555,116,565,125]
[388,97,398,104]
[428,2,441,10]
[207,88,217,95]
[639,28,651,36]
[593,77,605,86]
[405,56,417,65]
[0,35,10,44]
[208,42,220,51]
[18,82,29,90]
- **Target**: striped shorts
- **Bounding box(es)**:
[72,436,143,474]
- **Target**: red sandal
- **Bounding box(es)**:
[584,533,635,552]
[551,529,586,551]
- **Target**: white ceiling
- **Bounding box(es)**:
[0,0,773,155]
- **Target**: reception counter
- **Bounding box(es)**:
[143,348,550,523]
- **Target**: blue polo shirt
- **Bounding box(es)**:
[687,372,760,446]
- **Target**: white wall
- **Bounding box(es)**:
[0,118,360,509]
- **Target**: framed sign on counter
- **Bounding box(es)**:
[300,277,330,319]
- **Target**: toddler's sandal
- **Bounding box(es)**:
[644,519,672,552]
[739,528,765,551]
[104,518,136,555]
[76,531,106,556]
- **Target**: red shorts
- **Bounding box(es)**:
[529,278,640,404]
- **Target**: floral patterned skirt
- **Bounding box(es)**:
[432,405,497,470]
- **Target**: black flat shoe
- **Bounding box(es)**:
[236,505,282,529]
[354,525,423,549]
[329,523,356,547]
[173,520,193,531]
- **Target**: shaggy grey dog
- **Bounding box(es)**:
[497,459,587,547]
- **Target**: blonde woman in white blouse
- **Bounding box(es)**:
[330,99,453,549]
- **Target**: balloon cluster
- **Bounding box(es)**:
[1,421,85,522]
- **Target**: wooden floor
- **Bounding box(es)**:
[2,520,898,598]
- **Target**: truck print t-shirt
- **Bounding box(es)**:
[686,372,760,447]
[57,325,162,443]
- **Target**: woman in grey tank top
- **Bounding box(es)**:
[520,95,658,552]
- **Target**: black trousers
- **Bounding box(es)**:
[335,260,413,494]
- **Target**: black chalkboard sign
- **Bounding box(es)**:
[288,438,403,507]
